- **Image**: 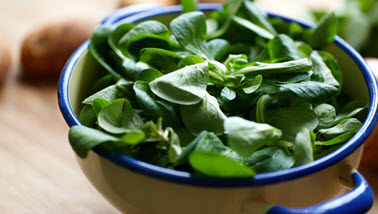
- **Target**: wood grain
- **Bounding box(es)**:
[0,0,120,213]
[0,0,376,214]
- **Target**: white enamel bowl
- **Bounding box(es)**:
[58,4,378,214]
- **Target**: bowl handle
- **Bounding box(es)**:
[101,3,165,26]
[266,165,374,214]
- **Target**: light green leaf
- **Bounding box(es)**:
[317,118,362,141]
[167,128,182,163]
[294,128,314,166]
[221,87,236,102]
[266,107,319,141]
[314,103,336,129]
[242,74,262,94]
[310,51,339,88]
[181,0,198,13]
[170,11,212,59]
[181,92,226,135]
[119,130,146,145]
[149,62,208,105]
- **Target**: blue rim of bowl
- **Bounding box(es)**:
[58,4,378,187]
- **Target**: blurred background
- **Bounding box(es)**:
[0,0,377,213]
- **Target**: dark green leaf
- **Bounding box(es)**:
[126,34,181,61]
[207,39,230,61]
[309,12,337,49]
[207,0,243,39]
[89,74,116,94]
[181,93,226,135]
[108,23,134,58]
[315,131,356,146]
[256,94,273,123]
[118,20,170,55]
[98,99,144,134]
[167,128,182,163]
[289,23,304,39]
[245,146,294,173]
[266,107,318,141]
[270,71,313,84]
[139,48,183,73]
[241,0,277,34]
[175,131,206,165]
[232,16,275,40]
[69,126,117,158]
[79,105,97,127]
[267,34,301,62]
[282,81,338,103]
[133,81,180,127]
[90,25,127,79]
[93,98,110,116]
[225,116,282,156]
[334,100,367,124]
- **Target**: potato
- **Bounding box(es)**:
[21,19,96,80]
[0,38,11,83]
[362,58,378,169]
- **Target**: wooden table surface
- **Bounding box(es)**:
[0,0,377,213]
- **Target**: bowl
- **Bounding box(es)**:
[58,3,378,214]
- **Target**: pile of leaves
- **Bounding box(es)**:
[68,0,367,178]
[311,0,378,57]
